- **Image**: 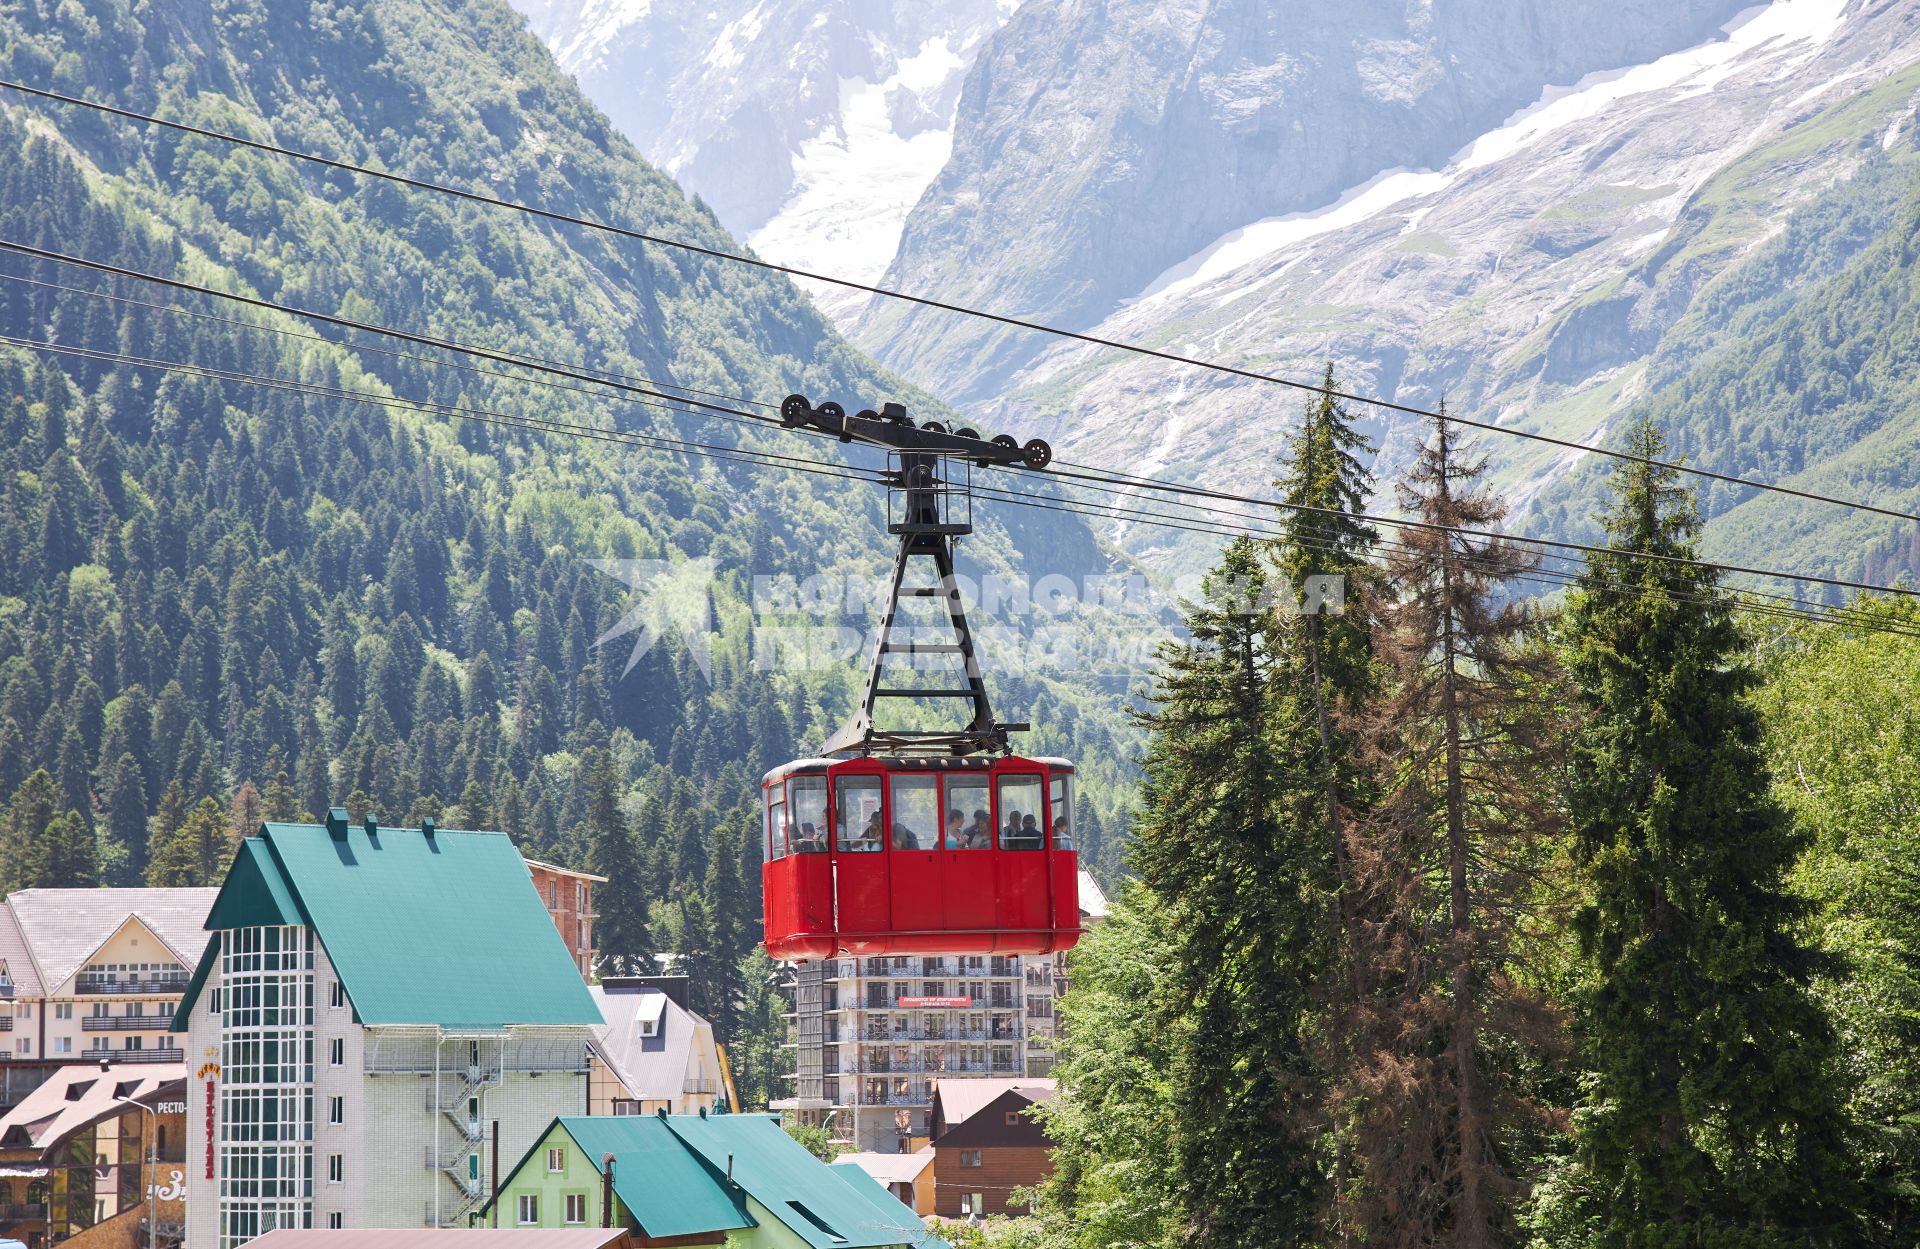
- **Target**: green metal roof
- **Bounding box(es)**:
[174,820,602,1031]
[827,1164,945,1245]
[663,1114,943,1249]
[555,1117,752,1240]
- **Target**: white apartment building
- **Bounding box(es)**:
[778,952,1033,1153]
[0,888,215,1108]
[777,870,1111,1150]
[177,812,604,1249]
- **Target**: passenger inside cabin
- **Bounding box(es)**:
[1003,812,1041,850]
[945,808,965,848]
[892,821,919,850]
[852,810,883,851]
[794,821,825,853]
[968,809,993,848]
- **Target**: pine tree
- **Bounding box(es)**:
[1274,368,1381,1236]
[1127,537,1323,1248]
[1555,421,1858,1247]
[147,794,223,887]
[0,770,97,889]
[100,751,149,884]
[261,770,302,822]
[143,780,189,885]
[227,781,264,859]
[583,748,654,974]
[1344,412,1562,1248]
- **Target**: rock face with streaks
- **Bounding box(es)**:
[971,1,1920,580]
[854,0,1752,399]
[515,0,1014,317]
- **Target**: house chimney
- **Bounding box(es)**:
[421,817,436,838]
[363,814,378,836]
[326,808,349,838]
[601,1154,615,1228]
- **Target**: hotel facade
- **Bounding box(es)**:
[176,812,603,1249]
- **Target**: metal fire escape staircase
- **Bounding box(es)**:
[778,395,1047,757]
[423,1052,502,1226]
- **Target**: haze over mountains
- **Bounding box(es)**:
[517,0,1920,587]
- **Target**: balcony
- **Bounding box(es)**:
[0,983,13,999]
[98,1048,184,1064]
[74,978,189,996]
[858,1023,1025,1043]
[82,1015,174,1031]
[844,959,1024,980]
[0,1016,10,1032]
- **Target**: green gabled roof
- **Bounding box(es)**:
[553,1116,753,1240]
[664,1114,943,1249]
[175,819,602,1031]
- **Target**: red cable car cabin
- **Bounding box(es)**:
[761,754,1081,961]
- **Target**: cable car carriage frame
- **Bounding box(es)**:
[759,397,1081,962]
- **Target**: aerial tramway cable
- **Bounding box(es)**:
[6,79,1919,530]
[7,324,1920,641]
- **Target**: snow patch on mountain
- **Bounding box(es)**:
[1125,0,1851,320]
[746,34,974,322]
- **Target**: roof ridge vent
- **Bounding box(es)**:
[421,817,436,838]
[326,808,349,838]
[363,813,378,836]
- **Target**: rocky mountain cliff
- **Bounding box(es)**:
[979,0,1920,583]
[515,0,1014,321]
[854,0,1751,400]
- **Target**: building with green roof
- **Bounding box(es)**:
[483,1113,944,1249]
[177,811,606,1249]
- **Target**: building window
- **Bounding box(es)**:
[329,981,343,1009]
[563,1194,587,1225]
[328,1096,343,1125]
[54,1037,71,1054]
[329,1038,344,1067]
[126,1035,143,1051]
[17,1039,26,1054]
[546,1147,565,1173]
[327,1214,341,1230]
[327,1155,342,1184]
[548,881,557,908]
[54,1003,71,1020]
[1005,1111,1021,1126]
[16,1004,26,1020]
[960,1150,982,1168]
[517,1195,538,1226]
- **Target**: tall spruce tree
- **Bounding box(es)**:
[1344,412,1562,1248]
[583,748,654,974]
[1127,537,1323,1249]
[1556,421,1858,1247]
[1275,368,1380,1239]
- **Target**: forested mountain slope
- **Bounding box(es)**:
[0,0,1135,1102]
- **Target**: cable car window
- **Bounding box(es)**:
[889,775,938,850]
[997,775,1045,850]
[767,789,787,861]
[1049,776,1074,852]
[789,776,829,853]
[947,778,991,849]
[837,776,884,852]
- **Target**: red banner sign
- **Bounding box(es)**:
[898,996,971,1008]
[204,1081,216,1179]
